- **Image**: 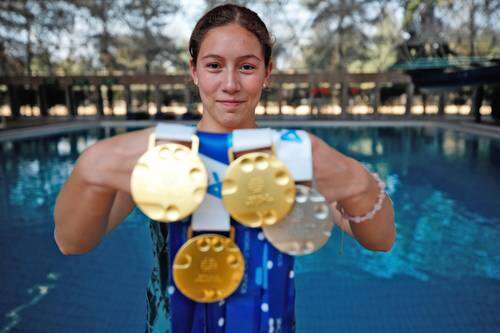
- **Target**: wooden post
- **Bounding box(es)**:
[372,83,380,114]
[422,93,427,115]
[438,92,446,117]
[7,85,20,119]
[341,81,349,118]
[95,84,104,116]
[184,84,192,114]
[37,84,48,117]
[472,85,484,123]
[405,82,414,117]
[309,76,315,117]
[329,79,337,117]
[65,85,76,117]
[124,85,132,116]
[155,84,162,115]
[107,85,114,115]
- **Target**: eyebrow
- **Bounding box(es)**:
[200,54,262,62]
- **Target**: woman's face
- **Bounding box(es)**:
[191,23,272,132]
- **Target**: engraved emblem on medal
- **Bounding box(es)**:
[262,184,333,255]
[222,152,296,228]
[130,134,208,222]
[173,231,245,303]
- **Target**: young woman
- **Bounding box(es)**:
[54,4,395,333]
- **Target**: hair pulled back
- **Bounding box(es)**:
[189,4,273,68]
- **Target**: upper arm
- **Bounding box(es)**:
[105,190,135,234]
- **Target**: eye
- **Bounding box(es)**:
[240,64,256,72]
[206,62,221,70]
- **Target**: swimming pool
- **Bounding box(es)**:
[0,125,499,332]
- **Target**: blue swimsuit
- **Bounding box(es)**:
[146,131,296,333]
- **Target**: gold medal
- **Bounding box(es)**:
[222,151,295,228]
[262,184,333,255]
[173,228,244,303]
[130,133,207,222]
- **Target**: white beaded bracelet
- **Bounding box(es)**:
[338,172,386,224]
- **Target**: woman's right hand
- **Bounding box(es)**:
[53,127,154,255]
[79,127,154,193]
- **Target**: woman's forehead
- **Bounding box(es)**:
[198,24,263,61]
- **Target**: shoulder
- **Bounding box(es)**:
[306,131,321,144]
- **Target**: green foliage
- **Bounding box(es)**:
[0,0,498,75]
[303,0,388,71]
[0,0,75,75]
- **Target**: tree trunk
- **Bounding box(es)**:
[8,85,20,119]
[472,85,484,123]
[469,2,477,57]
[26,20,32,76]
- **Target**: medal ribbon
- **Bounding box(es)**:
[274,129,313,182]
[191,153,230,231]
[167,131,231,333]
[263,129,334,257]
[165,129,295,333]
[155,123,196,142]
[227,128,295,333]
[232,128,274,153]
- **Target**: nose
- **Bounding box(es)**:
[222,69,240,94]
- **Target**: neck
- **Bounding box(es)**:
[197,116,257,133]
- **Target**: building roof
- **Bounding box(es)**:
[391,56,500,71]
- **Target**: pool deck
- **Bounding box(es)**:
[1,116,500,142]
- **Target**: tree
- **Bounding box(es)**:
[398,0,453,61]
[302,0,384,71]
[365,2,403,71]
[442,0,500,57]
[71,0,123,74]
[397,0,500,61]
[120,0,180,74]
[0,0,74,76]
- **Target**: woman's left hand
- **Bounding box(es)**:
[309,134,396,252]
[310,134,372,203]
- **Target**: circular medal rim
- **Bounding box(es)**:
[172,233,245,303]
[130,142,208,223]
[262,184,334,256]
[221,151,296,228]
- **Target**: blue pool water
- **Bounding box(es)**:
[0,126,499,332]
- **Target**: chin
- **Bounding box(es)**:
[218,112,251,130]
[219,116,244,130]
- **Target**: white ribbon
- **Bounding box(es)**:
[191,154,230,231]
[274,129,313,182]
[232,128,274,153]
[155,123,195,142]
[192,128,313,231]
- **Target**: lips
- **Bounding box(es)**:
[217,100,246,109]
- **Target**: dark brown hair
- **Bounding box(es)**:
[189,4,273,68]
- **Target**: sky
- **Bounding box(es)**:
[8,0,499,73]
[57,0,317,71]
[166,1,315,69]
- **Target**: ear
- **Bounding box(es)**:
[264,61,273,86]
[189,58,198,85]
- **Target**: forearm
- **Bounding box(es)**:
[339,190,395,252]
[54,166,116,254]
[54,127,152,254]
[311,135,395,252]
[336,161,396,252]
